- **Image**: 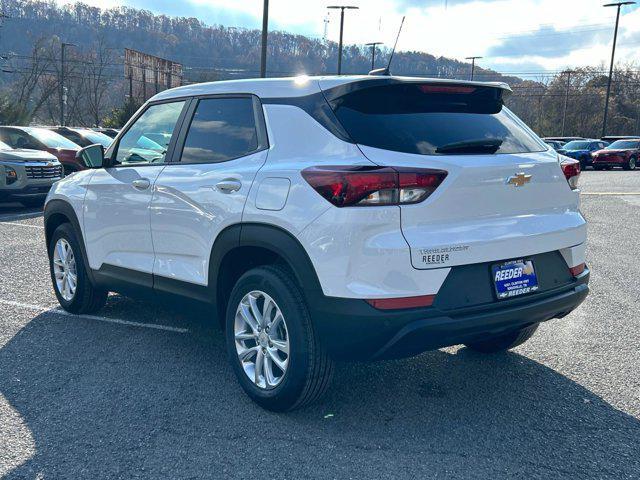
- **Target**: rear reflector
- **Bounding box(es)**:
[569,263,586,277]
[560,158,580,190]
[366,295,435,310]
[301,166,447,207]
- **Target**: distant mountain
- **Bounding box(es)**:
[0,0,523,85]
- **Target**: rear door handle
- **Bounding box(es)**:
[132,178,151,190]
[216,179,242,193]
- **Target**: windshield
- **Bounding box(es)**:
[75,129,113,148]
[563,141,590,150]
[329,83,545,155]
[25,128,79,149]
[0,140,12,150]
[607,140,640,149]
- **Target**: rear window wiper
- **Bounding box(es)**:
[435,138,503,154]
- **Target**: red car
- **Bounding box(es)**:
[591,139,640,171]
[0,126,82,175]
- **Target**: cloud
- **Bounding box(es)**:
[487,26,612,59]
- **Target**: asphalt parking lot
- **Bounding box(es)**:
[0,171,639,479]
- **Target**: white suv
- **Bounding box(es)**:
[44,76,589,411]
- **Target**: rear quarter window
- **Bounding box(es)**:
[328,83,546,156]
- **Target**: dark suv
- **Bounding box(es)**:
[0,126,82,175]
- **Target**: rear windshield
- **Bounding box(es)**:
[328,83,546,155]
[607,140,640,149]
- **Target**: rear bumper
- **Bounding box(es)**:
[309,268,589,361]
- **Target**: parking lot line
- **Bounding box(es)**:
[0,299,190,333]
[581,192,640,195]
[0,221,44,229]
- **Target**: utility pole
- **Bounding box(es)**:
[327,5,359,75]
[365,42,383,71]
[260,0,269,78]
[60,42,76,126]
[465,56,482,81]
[602,1,635,137]
[561,70,573,136]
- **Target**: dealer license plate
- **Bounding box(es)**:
[492,259,539,299]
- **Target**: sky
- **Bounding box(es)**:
[57,0,640,77]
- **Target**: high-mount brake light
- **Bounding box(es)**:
[418,85,476,94]
[301,166,448,207]
[560,158,580,190]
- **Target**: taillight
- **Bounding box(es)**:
[301,166,447,207]
[560,158,580,190]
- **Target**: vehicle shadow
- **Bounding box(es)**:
[1,306,638,479]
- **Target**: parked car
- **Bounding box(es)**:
[591,139,640,170]
[92,127,120,138]
[601,135,639,143]
[48,126,114,148]
[544,136,583,143]
[556,139,608,169]
[44,76,589,411]
[0,139,63,207]
[544,140,564,150]
[0,126,81,175]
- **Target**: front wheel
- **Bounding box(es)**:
[225,265,333,411]
[48,223,108,314]
[465,323,539,353]
[623,156,637,171]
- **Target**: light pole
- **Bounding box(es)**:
[260,0,269,78]
[602,1,635,137]
[561,70,574,136]
[465,56,482,81]
[327,5,359,75]
[60,42,76,126]
[365,42,383,71]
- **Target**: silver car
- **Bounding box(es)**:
[0,140,63,207]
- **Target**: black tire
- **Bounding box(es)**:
[465,323,539,353]
[48,223,108,314]
[623,156,637,171]
[225,264,333,411]
[19,196,45,208]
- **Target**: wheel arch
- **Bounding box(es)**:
[210,223,323,327]
[44,199,95,283]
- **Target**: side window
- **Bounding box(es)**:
[179,97,259,164]
[114,101,185,166]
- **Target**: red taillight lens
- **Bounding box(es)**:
[569,263,586,277]
[301,166,448,207]
[366,295,435,310]
[560,158,580,190]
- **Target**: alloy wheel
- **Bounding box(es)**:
[234,290,290,389]
[52,238,77,301]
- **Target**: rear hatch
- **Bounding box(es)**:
[320,78,586,270]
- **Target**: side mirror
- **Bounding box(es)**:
[77,144,104,168]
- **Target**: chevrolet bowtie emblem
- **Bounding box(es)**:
[507,173,532,187]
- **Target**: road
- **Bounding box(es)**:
[0,171,639,479]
